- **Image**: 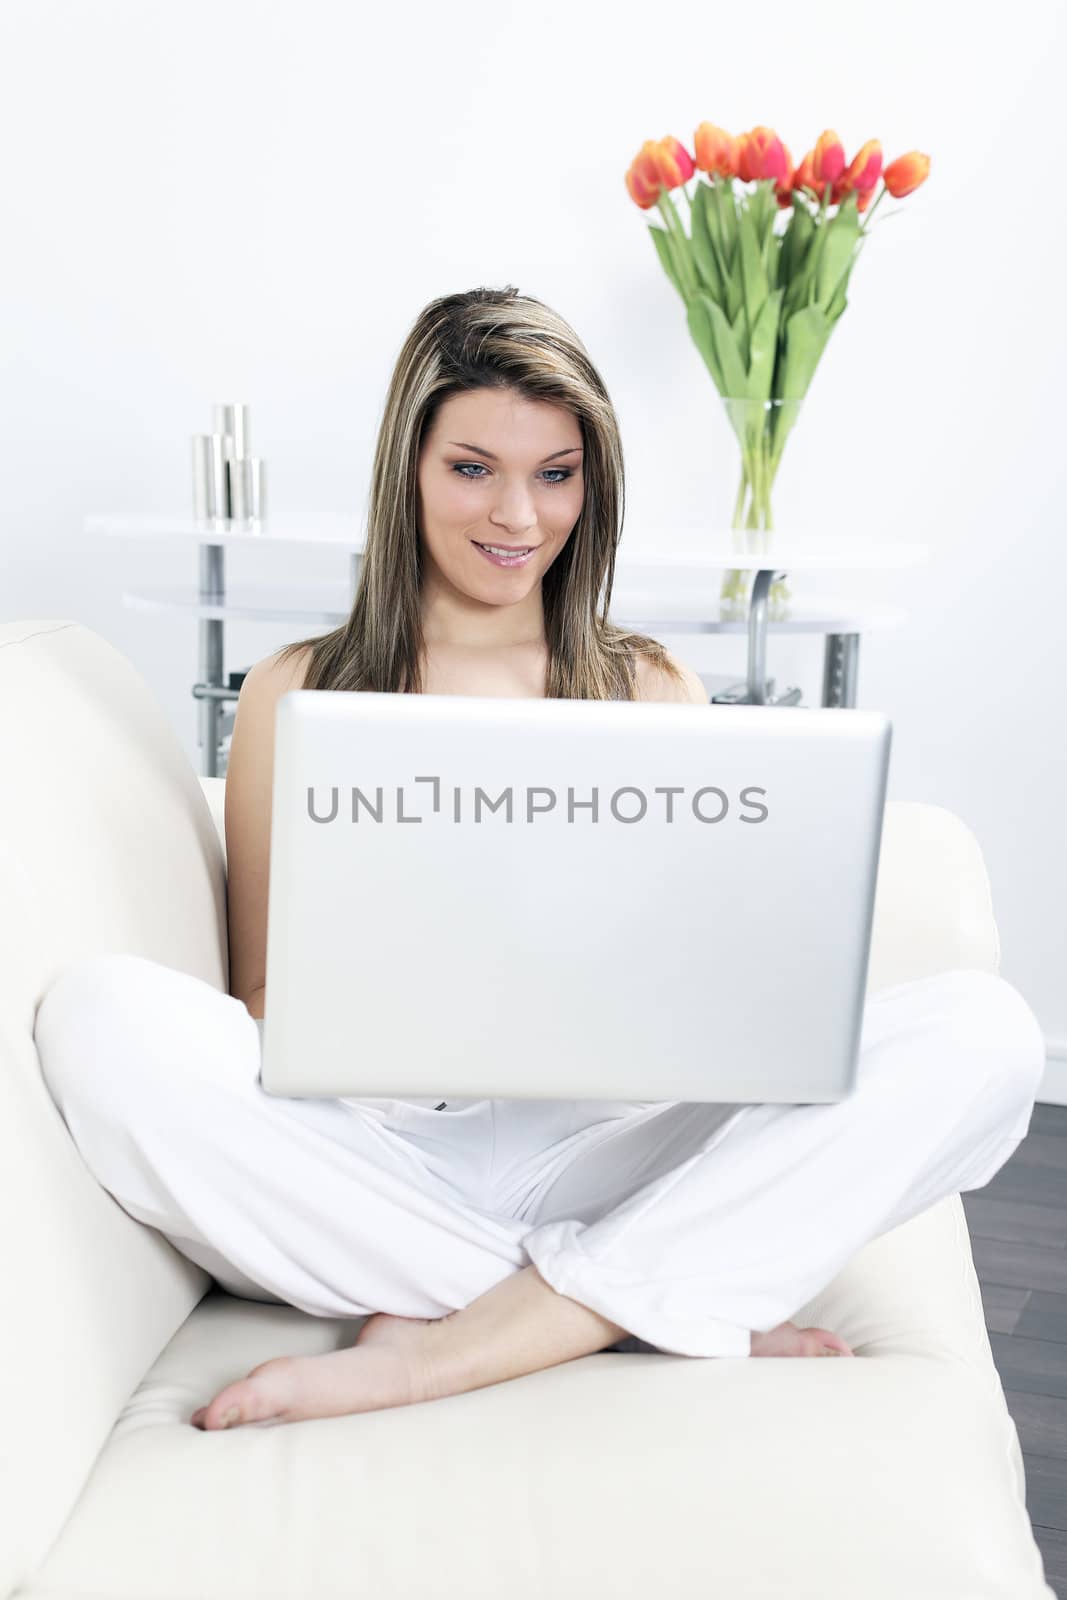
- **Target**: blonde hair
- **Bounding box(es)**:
[277,284,684,700]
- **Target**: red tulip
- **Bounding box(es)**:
[812,130,846,186]
[773,142,796,203]
[653,135,695,189]
[693,123,740,179]
[883,151,931,197]
[834,138,882,203]
[739,126,791,185]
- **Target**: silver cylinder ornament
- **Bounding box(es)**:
[192,435,212,520]
[193,403,261,524]
[227,456,252,523]
[248,457,266,522]
[212,403,234,442]
[207,433,231,521]
[213,402,249,459]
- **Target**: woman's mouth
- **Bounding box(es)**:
[472,540,537,568]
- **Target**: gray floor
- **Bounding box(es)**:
[962,1098,1067,1596]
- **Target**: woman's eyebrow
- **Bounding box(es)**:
[446,442,583,464]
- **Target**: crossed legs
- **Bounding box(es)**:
[33,956,1044,1430]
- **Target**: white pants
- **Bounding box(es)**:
[33,953,1045,1359]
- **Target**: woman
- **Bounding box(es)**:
[34,285,1045,1433]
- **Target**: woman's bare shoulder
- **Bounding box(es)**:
[241,643,315,700]
[632,650,709,706]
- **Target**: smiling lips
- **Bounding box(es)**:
[472,540,537,568]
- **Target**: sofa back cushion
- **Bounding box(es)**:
[0,620,227,1595]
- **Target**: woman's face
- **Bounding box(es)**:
[416,387,585,605]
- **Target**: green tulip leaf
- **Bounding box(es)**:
[780,202,815,292]
[747,287,783,403]
[711,181,743,323]
[815,190,862,311]
[689,187,725,302]
[824,230,868,320]
[648,223,685,301]
[686,294,725,392]
[729,303,747,369]
[737,203,769,352]
[764,228,781,292]
[780,305,831,400]
[703,293,749,398]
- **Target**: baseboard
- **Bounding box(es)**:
[1038,1038,1067,1107]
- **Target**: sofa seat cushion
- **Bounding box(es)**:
[19,1194,1053,1599]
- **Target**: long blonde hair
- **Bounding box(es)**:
[277,284,684,700]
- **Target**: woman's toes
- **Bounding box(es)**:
[809,1326,855,1357]
[191,1356,300,1430]
[750,1320,856,1358]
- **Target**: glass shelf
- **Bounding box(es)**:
[121,583,906,636]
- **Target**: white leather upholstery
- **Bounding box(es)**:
[0,619,1053,1599]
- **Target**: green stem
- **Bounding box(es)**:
[731,460,747,527]
[858,182,887,233]
[655,189,697,298]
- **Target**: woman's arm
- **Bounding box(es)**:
[224,646,313,1017]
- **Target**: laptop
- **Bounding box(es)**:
[258,690,891,1105]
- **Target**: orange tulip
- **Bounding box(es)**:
[883,151,931,197]
[625,164,659,209]
[793,149,818,193]
[836,138,882,201]
[773,142,795,202]
[693,123,740,179]
[624,140,665,209]
[812,130,846,186]
[653,135,696,188]
[739,125,790,185]
[632,139,664,193]
[624,136,695,209]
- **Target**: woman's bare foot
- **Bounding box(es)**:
[190,1266,623,1431]
[750,1320,855,1357]
[188,1280,854,1432]
[352,1310,436,1350]
[189,1338,443,1431]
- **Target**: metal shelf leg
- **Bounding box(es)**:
[197,544,225,777]
[747,567,802,706]
[822,632,860,708]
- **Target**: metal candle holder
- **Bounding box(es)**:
[190,401,266,527]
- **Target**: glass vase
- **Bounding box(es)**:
[718,396,804,622]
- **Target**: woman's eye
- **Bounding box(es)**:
[452,463,573,486]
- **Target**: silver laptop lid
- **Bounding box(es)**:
[260,692,891,1104]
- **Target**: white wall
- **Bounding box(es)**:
[2,0,1064,1087]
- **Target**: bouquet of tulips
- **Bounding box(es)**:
[624,124,931,618]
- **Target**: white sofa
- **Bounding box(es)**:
[0,617,1055,1600]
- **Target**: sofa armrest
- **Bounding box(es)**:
[198,776,227,869]
[867,800,1000,992]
